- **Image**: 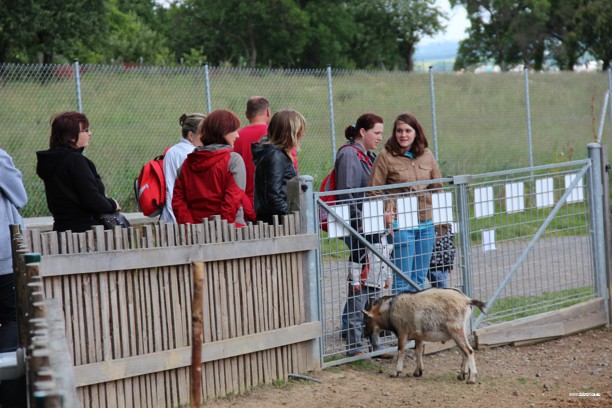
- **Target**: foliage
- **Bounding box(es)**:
[453,0,612,71]
[101,1,174,64]
[347,0,445,70]
[576,0,612,70]
[0,0,107,63]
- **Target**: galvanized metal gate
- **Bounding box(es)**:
[313,145,610,368]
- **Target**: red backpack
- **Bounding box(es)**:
[319,145,371,232]
[134,147,171,217]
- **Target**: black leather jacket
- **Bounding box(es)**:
[251,142,297,224]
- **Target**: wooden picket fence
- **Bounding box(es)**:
[14,213,321,407]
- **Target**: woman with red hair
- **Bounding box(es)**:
[172,109,254,226]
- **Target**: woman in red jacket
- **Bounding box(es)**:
[172,109,255,226]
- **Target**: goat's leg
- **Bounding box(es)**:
[459,352,468,381]
[450,330,477,384]
[413,339,424,377]
[394,333,408,377]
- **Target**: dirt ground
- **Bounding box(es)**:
[204,327,611,408]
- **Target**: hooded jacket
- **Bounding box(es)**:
[252,142,297,224]
[172,144,254,226]
[36,146,117,232]
[0,149,28,275]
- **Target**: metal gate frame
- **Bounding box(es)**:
[312,145,610,368]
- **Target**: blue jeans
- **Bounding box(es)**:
[392,224,436,293]
[429,269,450,288]
[345,285,380,355]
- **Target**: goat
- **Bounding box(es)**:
[362,288,485,384]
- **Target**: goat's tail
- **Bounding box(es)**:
[470,299,486,314]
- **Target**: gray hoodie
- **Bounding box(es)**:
[0,148,28,275]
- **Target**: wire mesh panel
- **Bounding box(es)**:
[316,181,461,365]
[315,159,600,365]
[463,161,597,327]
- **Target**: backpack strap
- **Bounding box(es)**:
[339,144,373,167]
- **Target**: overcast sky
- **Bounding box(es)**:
[420,0,470,46]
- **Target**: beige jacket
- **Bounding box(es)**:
[368,148,443,222]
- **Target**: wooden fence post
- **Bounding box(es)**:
[191,261,205,408]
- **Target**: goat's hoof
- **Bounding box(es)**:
[413,370,423,377]
[391,372,401,378]
[466,378,476,384]
[457,373,466,381]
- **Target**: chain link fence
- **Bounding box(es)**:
[1,63,611,217]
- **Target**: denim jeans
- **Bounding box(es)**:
[346,285,380,355]
[391,223,436,293]
[428,269,450,288]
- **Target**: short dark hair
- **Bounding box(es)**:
[344,113,383,141]
[385,112,428,157]
[49,111,89,149]
[199,109,241,146]
[246,96,269,120]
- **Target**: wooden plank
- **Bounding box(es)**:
[45,298,79,408]
[117,270,133,408]
[39,234,319,276]
[217,261,229,397]
[73,321,321,387]
[228,256,242,393]
[476,299,608,347]
[60,275,74,366]
[99,271,112,361]
[423,340,457,355]
[126,270,141,408]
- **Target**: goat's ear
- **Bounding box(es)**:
[362,309,373,318]
[364,296,375,310]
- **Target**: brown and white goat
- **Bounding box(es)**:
[362,288,485,384]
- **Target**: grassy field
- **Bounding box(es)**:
[0,65,610,217]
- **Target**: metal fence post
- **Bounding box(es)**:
[326,65,336,163]
[524,67,533,168]
[203,63,212,114]
[454,176,473,300]
[73,59,82,113]
[608,67,612,141]
[296,175,322,369]
[587,143,609,323]
[429,66,439,161]
[600,145,612,325]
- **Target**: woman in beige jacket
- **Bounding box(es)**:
[369,113,443,292]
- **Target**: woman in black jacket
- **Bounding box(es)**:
[251,109,305,224]
[36,111,121,232]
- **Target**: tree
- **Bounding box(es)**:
[29,0,107,63]
[171,0,309,68]
[298,0,357,68]
[577,0,612,70]
[546,0,584,70]
[98,0,173,64]
[350,0,445,70]
[453,0,530,71]
[0,0,35,62]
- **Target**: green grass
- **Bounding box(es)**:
[0,66,609,217]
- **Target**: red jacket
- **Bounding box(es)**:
[172,145,255,226]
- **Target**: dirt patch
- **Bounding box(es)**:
[204,327,611,408]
